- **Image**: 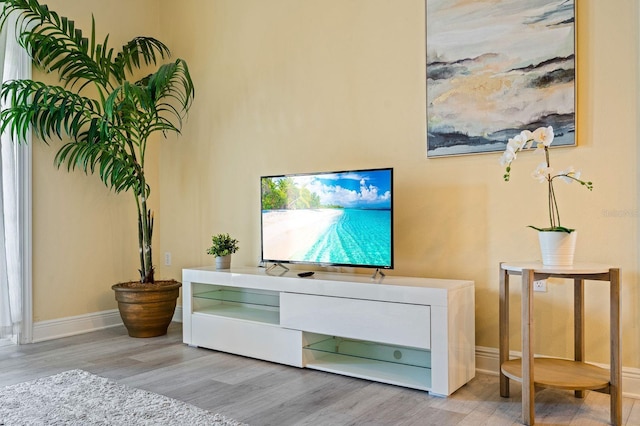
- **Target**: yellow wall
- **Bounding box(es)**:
[31,0,639,369]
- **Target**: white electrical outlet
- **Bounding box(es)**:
[164,252,171,266]
[533,279,547,292]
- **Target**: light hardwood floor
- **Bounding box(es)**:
[0,323,638,425]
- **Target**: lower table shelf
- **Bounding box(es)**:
[501,358,610,391]
[304,337,432,390]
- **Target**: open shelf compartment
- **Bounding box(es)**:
[303,336,432,390]
[193,284,279,307]
[192,284,280,325]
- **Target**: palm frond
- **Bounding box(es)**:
[54,125,144,195]
[2,0,117,92]
[148,59,194,108]
[112,37,171,83]
[0,79,100,142]
[105,62,195,146]
[146,59,195,133]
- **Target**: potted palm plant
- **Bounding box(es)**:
[0,0,195,337]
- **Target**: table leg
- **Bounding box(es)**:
[522,269,535,425]
[610,268,621,426]
[499,266,510,397]
[574,278,585,398]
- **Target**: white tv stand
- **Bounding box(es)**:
[182,266,475,396]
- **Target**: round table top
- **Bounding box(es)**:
[501,262,617,275]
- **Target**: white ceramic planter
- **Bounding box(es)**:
[538,230,578,266]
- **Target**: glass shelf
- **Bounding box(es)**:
[193,286,279,308]
[192,284,280,325]
[194,306,279,325]
[304,337,432,390]
[306,337,431,368]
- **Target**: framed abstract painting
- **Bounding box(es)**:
[426,0,575,157]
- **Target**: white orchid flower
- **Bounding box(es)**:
[519,130,534,149]
[500,150,515,166]
[507,136,523,151]
[558,166,581,184]
[531,162,553,183]
[500,143,517,166]
[532,126,554,148]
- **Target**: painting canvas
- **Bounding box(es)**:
[426,0,575,157]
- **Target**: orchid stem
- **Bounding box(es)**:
[549,180,561,228]
[548,179,555,228]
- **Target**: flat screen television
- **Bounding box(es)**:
[260,167,393,270]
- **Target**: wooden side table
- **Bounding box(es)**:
[499,262,621,425]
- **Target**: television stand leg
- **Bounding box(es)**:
[371,268,386,280]
[266,263,290,274]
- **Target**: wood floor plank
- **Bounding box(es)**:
[293,382,404,425]
[627,399,640,425]
[0,323,634,425]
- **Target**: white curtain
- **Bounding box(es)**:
[0,13,31,342]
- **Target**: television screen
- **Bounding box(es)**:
[260,167,393,269]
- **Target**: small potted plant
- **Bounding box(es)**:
[207,234,239,269]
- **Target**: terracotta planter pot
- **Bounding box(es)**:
[112,280,181,338]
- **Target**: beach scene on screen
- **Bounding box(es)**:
[261,169,392,267]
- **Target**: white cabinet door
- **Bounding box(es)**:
[192,313,304,367]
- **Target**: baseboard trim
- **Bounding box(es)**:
[29,312,639,399]
[32,309,123,343]
[475,345,640,399]
[32,307,183,343]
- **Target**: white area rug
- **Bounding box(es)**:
[0,369,246,425]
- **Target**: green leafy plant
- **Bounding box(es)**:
[206,234,239,257]
[0,0,195,282]
[500,126,593,233]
